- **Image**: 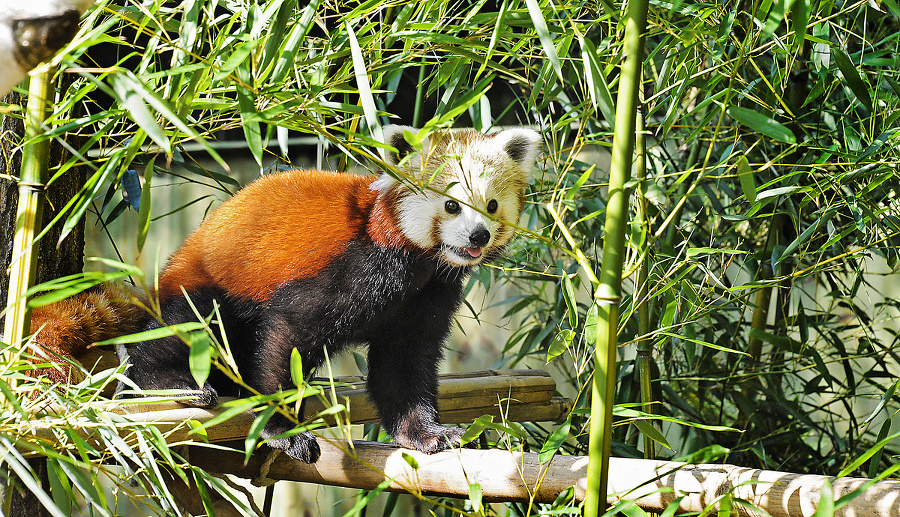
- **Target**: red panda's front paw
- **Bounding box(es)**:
[180,383,218,408]
[394,424,469,454]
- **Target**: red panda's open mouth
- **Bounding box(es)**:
[447,246,483,262]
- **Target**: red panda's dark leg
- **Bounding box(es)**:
[365,274,468,454]
[251,312,324,464]
[123,287,259,407]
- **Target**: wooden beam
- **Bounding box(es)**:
[112,369,571,431]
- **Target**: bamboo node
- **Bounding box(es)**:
[18,181,47,194]
[593,295,621,305]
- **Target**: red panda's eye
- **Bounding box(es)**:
[487,200,498,214]
[445,200,461,214]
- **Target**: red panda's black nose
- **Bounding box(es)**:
[470,228,491,247]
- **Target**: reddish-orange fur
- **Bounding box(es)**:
[27,284,143,385]
[157,170,414,303]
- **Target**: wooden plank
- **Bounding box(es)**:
[303,369,558,424]
[115,369,566,426]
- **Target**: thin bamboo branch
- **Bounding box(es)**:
[584,0,650,513]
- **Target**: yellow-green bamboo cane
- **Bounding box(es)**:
[2,69,54,393]
[633,109,656,460]
[583,0,649,513]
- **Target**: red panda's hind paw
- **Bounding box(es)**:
[265,431,320,464]
[395,424,470,454]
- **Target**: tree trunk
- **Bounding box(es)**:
[0,84,86,320]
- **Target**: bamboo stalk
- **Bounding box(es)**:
[188,441,900,517]
[632,109,655,460]
[2,69,54,392]
[584,0,650,513]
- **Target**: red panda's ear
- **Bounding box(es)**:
[494,127,542,174]
[381,125,419,166]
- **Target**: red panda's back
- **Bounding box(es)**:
[158,170,380,303]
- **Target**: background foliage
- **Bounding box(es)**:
[2,0,900,515]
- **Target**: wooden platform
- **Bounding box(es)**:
[106,369,571,445]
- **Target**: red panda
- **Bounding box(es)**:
[23,283,143,385]
[45,125,541,463]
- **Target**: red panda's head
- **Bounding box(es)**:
[373,125,541,267]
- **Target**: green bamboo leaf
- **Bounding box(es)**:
[0,440,67,517]
[190,399,260,433]
[749,328,802,354]
[659,331,750,357]
[837,429,900,477]
[109,74,170,153]
[717,494,734,517]
[474,0,508,80]
[460,415,492,445]
[547,329,574,363]
[346,21,379,133]
[812,480,834,517]
[808,348,834,389]
[581,38,616,124]
[775,208,837,265]
[56,150,123,246]
[112,70,231,173]
[832,47,873,111]
[674,444,730,463]
[686,247,748,259]
[136,157,154,252]
[290,348,304,389]
[270,0,321,84]
[340,478,393,517]
[727,106,796,144]
[188,332,211,389]
[660,497,687,517]
[469,483,484,513]
[614,406,740,433]
[584,303,598,346]
[258,0,292,79]
[213,37,260,82]
[538,417,571,463]
[235,67,262,168]
[524,0,564,83]
[631,418,672,450]
[862,379,900,428]
[868,420,892,478]
[756,185,802,201]
[790,0,810,53]
[401,452,419,470]
[94,322,206,346]
[562,275,578,328]
[736,155,756,204]
[246,404,277,463]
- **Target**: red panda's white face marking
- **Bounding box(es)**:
[375,125,541,267]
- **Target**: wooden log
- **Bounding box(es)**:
[189,442,900,516]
